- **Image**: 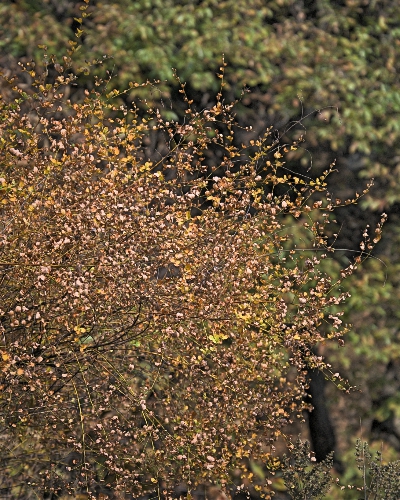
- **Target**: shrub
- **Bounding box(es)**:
[354,439,400,500]
[0,56,384,498]
[281,439,333,500]
[279,438,400,500]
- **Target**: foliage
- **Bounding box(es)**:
[0,0,75,62]
[0,47,377,497]
[2,0,400,205]
[280,438,400,500]
[354,439,400,500]
[281,439,333,500]
[3,4,400,427]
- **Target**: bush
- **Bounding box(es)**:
[0,55,384,498]
[279,438,400,500]
[281,439,333,500]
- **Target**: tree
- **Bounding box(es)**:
[0,53,377,498]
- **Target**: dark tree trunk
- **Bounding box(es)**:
[305,368,343,472]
